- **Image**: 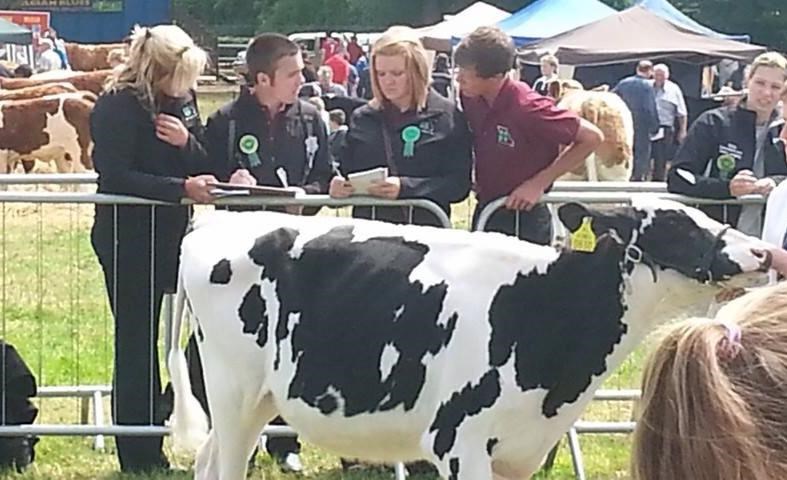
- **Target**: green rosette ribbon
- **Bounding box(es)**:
[401,126,422,158]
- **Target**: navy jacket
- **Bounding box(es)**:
[667,102,787,225]
[339,89,472,226]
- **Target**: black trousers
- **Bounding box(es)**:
[651,126,676,182]
[472,202,553,246]
[91,227,169,473]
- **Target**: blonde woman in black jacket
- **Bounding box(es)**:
[90,24,215,473]
[330,26,472,227]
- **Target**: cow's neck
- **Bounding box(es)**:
[616,264,714,358]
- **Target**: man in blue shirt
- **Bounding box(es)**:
[613,60,659,181]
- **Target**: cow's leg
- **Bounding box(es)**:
[194,431,218,480]
[433,447,494,480]
[214,397,276,480]
[200,355,275,480]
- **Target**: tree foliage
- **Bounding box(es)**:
[173,0,786,50]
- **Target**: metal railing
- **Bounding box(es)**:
[0,178,766,480]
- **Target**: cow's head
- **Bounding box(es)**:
[558,197,773,290]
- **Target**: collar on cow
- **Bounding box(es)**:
[624,244,658,283]
[694,225,731,283]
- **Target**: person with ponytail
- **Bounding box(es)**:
[89,24,217,473]
[633,279,787,480]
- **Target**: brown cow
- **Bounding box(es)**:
[549,79,634,182]
[65,42,126,71]
[0,82,78,101]
[0,70,112,95]
[0,93,94,174]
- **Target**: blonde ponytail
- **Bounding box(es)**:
[107,24,207,112]
[632,282,787,480]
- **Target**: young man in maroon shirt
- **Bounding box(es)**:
[455,27,603,244]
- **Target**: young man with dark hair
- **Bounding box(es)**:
[205,32,331,199]
[455,26,603,244]
[201,32,333,473]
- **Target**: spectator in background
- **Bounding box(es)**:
[299,81,322,99]
[667,52,787,236]
[347,35,363,65]
[308,96,331,133]
[532,54,559,97]
[329,26,473,227]
[328,108,348,162]
[613,60,660,181]
[13,64,32,78]
[89,24,214,474]
[317,65,348,96]
[302,58,318,83]
[44,28,70,70]
[650,63,688,181]
[36,38,63,73]
[356,55,372,99]
[781,81,786,144]
[455,26,603,244]
[347,61,359,97]
[324,46,351,88]
[431,52,452,99]
[321,34,339,63]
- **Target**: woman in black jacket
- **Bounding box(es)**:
[329,26,472,227]
[89,24,216,473]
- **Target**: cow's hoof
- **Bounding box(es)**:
[278,453,304,473]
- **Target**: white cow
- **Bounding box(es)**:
[168,197,775,480]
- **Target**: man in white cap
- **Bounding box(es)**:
[36,38,62,73]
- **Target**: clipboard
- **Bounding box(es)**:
[208,182,298,197]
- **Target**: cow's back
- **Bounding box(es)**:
[0,70,111,95]
[65,43,125,71]
[0,82,78,101]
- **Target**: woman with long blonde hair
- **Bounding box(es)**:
[633,280,787,480]
[329,26,472,226]
[90,24,217,473]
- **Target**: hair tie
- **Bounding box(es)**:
[178,46,189,57]
[718,322,743,361]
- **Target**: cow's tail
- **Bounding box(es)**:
[166,267,210,452]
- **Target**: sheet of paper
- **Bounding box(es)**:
[348,167,388,195]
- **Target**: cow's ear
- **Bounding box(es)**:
[558,202,593,232]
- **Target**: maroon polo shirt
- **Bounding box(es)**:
[462,79,580,203]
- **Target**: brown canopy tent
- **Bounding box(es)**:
[519,5,765,66]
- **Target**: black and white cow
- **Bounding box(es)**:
[167,197,775,480]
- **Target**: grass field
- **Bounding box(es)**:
[0,90,650,479]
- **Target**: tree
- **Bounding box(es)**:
[173,0,784,51]
[675,0,786,51]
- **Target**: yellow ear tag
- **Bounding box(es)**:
[570,217,597,252]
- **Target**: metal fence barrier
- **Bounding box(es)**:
[0,179,765,479]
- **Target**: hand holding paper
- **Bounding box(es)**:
[347,167,388,195]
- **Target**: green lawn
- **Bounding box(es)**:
[0,92,649,479]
